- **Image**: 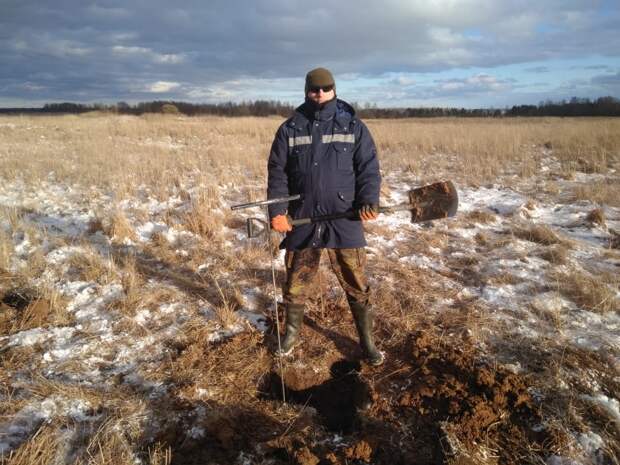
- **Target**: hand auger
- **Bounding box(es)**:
[230,194,303,402]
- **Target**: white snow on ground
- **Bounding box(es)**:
[0,179,272,451]
[581,394,620,432]
[1,152,619,462]
[0,397,95,455]
[375,172,620,362]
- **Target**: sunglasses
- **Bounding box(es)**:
[309,85,334,93]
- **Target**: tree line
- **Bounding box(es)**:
[1,96,618,117]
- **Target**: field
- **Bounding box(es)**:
[0,114,619,465]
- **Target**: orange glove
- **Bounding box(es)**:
[359,204,379,221]
[271,214,292,232]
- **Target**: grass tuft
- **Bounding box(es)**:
[465,210,496,224]
[551,269,619,314]
[105,208,138,243]
[538,244,570,265]
[513,224,565,246]
[183,188,223,240]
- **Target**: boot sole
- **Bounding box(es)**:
[365,351,385,366]
[274,342,301,357]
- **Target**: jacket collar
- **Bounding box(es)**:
[289,98,355,129]
[297,97,337,122]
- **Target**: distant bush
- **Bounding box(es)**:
[161,103,180,114]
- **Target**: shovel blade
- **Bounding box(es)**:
[408,180,458,223]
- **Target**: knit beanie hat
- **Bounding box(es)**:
[305,67,335,93]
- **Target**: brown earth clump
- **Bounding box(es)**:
[0,286,53,335]
[392,330,546,463]
[345,439,373,462]
[585,208,606,227]
[147,321,561,465]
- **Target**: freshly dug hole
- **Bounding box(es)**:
[260,360,373,434]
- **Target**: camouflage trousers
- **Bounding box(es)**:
[283,248,370,306]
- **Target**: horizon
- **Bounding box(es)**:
[1,96,618,112]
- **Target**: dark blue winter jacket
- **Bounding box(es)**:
[267,98,381,250]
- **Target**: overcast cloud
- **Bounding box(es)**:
[1,0,619,107]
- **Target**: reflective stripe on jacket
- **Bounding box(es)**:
[267,98,381,250]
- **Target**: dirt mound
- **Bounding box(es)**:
[143,326,560,465]
[255,328,556,464]
[380,330,550,463]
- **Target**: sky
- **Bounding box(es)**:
[1,0,619,108]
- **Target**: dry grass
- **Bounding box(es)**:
[538,244,570,265]
[1,378,155,465]
[369,117,620,184]
[551,268,619,314]
[114,259,183,321]
[530,295,565,330]
[0,229,12,271]
[572,180,620,207]
[147,443,172,465]
[66,246,116,284]
[115,253,146,317]
[105,208,138,243]
[182,187,224,241]
[210,275,241,329]
[0,424,63,465]
[465,209,496,224]
[513,223,567,246]
[1,115,619,192]
[162,329,271,406]
[0,206,26,231]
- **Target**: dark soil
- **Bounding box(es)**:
[0,286,50,335]
[1,289,32,310]
[145,316,562,465]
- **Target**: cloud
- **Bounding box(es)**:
[589,71,620,95]
[112,46,186,64]
[434,74,514,95]
[591,71,620,85]
[387,75,416,87]
[148,81,181,93]
[19,82,46,92]
[1,0,619,106]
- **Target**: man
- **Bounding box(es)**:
[267,67,384,366]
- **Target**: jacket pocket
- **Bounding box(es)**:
[336,190,356,213]
[337,190,355,203]
[334,143,354,170]
[288,145,309,173]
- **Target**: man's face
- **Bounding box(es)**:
[307,85,335,105]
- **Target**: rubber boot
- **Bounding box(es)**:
[275,303,304,356]
[349,301,385,366]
